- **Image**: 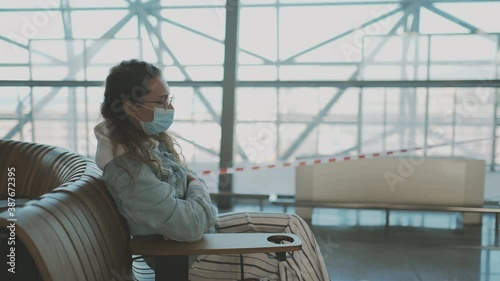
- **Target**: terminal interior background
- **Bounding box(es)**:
[1,0,500,280]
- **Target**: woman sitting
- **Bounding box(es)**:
[93,59,330,281]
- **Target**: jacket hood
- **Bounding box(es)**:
[93,121,161,170]
[93,121,126,170]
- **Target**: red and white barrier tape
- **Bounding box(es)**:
[199,137,496,176]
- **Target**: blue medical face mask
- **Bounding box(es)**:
[134,104,174,135]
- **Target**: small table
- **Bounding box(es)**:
[130,233,302,281]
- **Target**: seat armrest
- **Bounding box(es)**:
[129,233,302,256]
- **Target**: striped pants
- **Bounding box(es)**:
[135,212,330,281]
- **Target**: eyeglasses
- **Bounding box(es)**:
[143,95,175,109]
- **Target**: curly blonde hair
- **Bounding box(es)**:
[100,59,185,179]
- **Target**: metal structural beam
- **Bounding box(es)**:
[61,0,78,151]
[142,1,163,68]
[423,3,500,44]
[169,132,218,156]
[492,36,500,171]
[1,57,497,70]
[408,3,421,149]
[1,0,499,12]
[141,7,252,161]
[280,1,417,160]
[0,7,132,12]
[3,12,135,139]
[218,0,240,207]
[0,35,66,64]
[148,12,274,64]
[4,59,499,68]
[140,12,222,121]
[282,5,404,63]
[0,80,221,87]
[2,79,500,88]
[217,0,500,8]
[398,2,420,148]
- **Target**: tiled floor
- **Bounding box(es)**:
[219,168,500,280]
[133,202,500,281]
[225,203,500,281]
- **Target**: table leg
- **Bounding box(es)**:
[155,255,189,281]
[494,213,499,246]
[385,209,390,228]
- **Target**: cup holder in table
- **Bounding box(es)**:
[267,235,294,244]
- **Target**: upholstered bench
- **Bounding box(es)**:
[0,140,301,281]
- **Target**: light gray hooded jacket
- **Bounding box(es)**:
[93,121,217,242]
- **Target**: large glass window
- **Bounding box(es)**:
[1,0,499,195]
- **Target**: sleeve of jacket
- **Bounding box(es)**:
[103,159,218,242]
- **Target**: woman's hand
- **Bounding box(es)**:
[186,173,209,191]
[186,174,198,185]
